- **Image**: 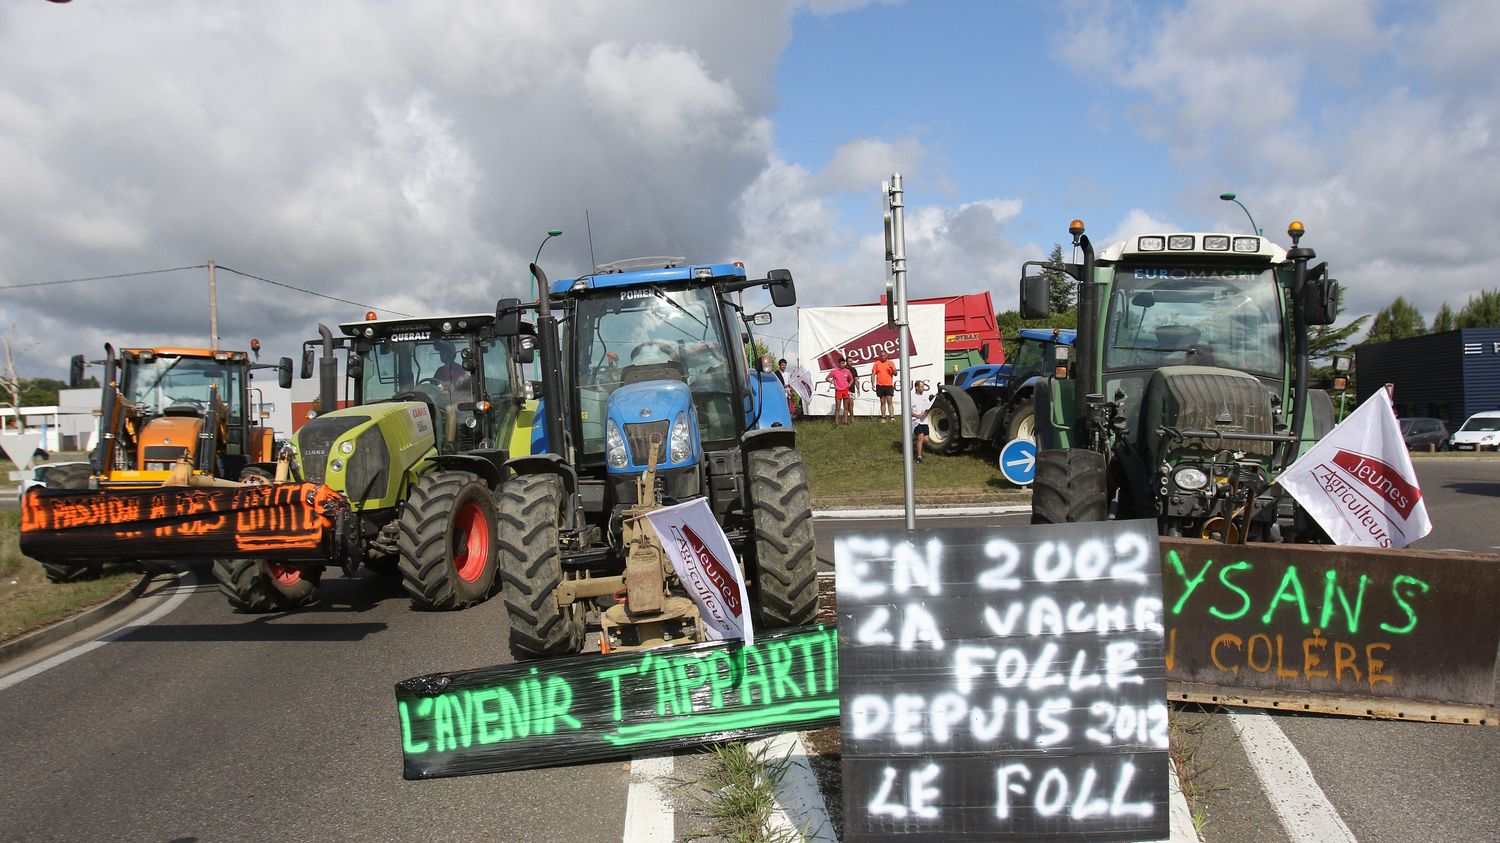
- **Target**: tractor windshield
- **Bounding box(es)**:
[122,356,239,417]
[571,284,736,457]
[1104,267,1284,377]
[361,338,475,450]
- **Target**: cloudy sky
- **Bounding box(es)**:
[2,0,1497,409]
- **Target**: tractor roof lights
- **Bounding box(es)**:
[1138,236,1165,251]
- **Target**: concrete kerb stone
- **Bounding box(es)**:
[0,573,154,664]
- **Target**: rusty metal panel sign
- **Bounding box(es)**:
[20,483,330,561]
[1161,538,1500,724]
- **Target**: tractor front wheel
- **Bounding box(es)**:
[1005,403,1037,445]
[397,471,499,611]
[213,559,317,613]
[747,446,818,629]
[1031,449,1108,525]
[496,474,585,659]
[926,394,964,455]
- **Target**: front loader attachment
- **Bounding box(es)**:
[20,482,342,563]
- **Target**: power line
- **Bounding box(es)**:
[216,265,413,318]
[0,264,208,290]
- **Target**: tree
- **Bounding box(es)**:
[1043,243,1073,313]
[1431,303,1457,333]
[1363,297,1426,344]
[1456,288,1500,328]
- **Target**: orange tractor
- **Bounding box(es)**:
[21,344,292,581]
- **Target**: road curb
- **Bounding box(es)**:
[0,573,153,664]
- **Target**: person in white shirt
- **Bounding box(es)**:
[910,379,935,463]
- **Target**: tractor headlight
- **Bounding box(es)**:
[670,413,691,463]
[606,420,628,469]
[1172,466,1209,491]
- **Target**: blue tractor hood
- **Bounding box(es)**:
[605,380,701,472]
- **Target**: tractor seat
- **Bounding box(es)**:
[621,361,687,386]
[163,403,203,417]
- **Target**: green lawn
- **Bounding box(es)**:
[0,511,138,643]
[796,417,1026,506]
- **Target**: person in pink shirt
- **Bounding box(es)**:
[825,356,855,424]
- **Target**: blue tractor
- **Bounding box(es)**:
[925,327,1077,456]
[493,258,815,657]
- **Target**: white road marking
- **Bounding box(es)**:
[1168,758,1200,842]
[814,504,1030,519]
[752,732,837,843]
[0,571,199,693]
[1227,708,1358,843]
[621,752,674,843]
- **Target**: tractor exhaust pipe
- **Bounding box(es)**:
[529,263,568,461]
[317,323,338,416]
[1285,227,1315,466]
[1072,224,1096,447]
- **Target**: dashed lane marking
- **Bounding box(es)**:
[621,752,674,842]
[1228,707,1358,843]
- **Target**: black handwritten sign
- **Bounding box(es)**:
[836,521,1169,841]
[396,625,839,779]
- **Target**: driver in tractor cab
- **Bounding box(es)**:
[433,341,471,395]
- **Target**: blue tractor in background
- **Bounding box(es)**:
[493,258,815,658]
[925,327,1077,456]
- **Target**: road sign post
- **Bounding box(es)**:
[998,438,1037,486]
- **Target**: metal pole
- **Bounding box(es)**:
[208,259,219,351]
[889,173,915,531]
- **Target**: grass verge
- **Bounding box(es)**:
[1168,703,1230,836]
[797,417,1023,505]
[0,511,138,644]
[688,741,805,843]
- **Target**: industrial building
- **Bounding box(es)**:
[1355,327,1500,426]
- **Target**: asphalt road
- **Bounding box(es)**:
[2,461,1494,842]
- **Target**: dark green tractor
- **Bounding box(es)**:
[1020,220,1343,543]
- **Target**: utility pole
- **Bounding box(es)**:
[208,259,219,351]
[885,174,915,531]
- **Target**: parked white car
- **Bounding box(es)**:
[1450,410,1500,452]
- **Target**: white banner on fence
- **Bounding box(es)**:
[643,497,754,645]
[1277,390,1433,548]
[796,303,945,417]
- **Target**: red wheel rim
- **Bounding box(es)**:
[265,562,301,586]
[453,501,490,584]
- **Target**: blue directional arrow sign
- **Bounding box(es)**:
[998,438,1037,486]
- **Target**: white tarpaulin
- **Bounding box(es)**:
[796,303,945,416]
[643,497,754,644]
[1277,390,1433,548]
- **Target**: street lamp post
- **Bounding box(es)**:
[531,230,563,300]
[1218,192,1261,235]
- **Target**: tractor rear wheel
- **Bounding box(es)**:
[747,446,818,629]
[41,560,102,583]
[496,474,585,659]
[397,471,499,610]
[926,394,965,455]
[213,559,317,613]
[1031,448,1108,525]
[1005,404,1036,445]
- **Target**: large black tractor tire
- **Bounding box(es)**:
[1005,403,1037,445]
[397,471,499,611]
[747,446,818,629]
[41,560,103,584]
[496,474,585,659]
[926,394,965,455]
[1031,449,1108,525]
[42,463,93,490]
[213,559,317,613]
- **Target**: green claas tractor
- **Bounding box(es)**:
[212,312,533,612]
[1018,220,1342,543]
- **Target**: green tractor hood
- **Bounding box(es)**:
[294,401,436,509]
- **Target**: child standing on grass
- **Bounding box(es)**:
[825,356,855,424]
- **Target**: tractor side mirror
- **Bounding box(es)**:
[1020,271,1050,320]
[69,354,86,388]
[514,335,536,365]
[300,346,315,379]
[767,269,796,308]
[1304,278,1340,326]
[277,357,293,390]
[494,297,522,337]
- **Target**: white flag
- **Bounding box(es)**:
[789,366,815,406]
[1277,390,1432,548]
[643,498,755,645]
